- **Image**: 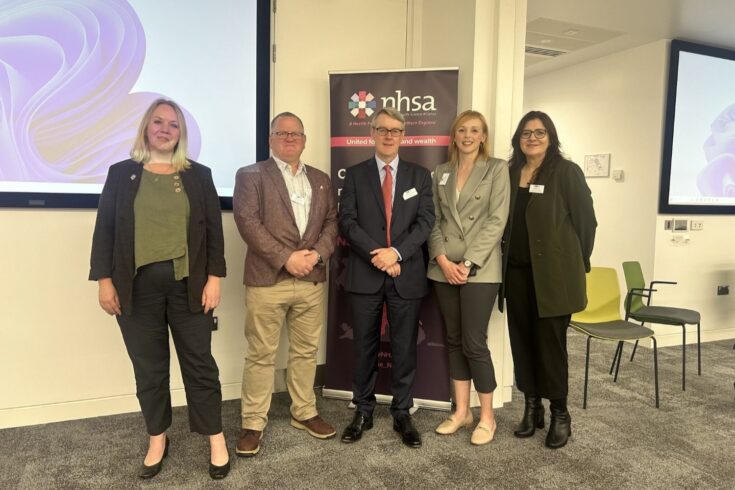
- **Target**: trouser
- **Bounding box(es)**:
[505,265,570,399]
[241,278,324,430]
[350,276,421,419]
[117,261,222,435]
[433,281,499,393]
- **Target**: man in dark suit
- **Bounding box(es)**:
[233,112,338,457]
[338,107,435,447]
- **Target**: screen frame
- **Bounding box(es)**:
[0,1,271,211]
[659,39,735,215]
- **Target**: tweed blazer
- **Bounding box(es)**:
[89,159,226,314]
[500,157,597,317]
[233,158,338,287]
[427,157,510,284]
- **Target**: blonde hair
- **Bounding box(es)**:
[447,110,490,164]
[130,98,191,171]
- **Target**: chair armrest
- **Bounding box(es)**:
[650,280,677,287]
[624,289,649,319]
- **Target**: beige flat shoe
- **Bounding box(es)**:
[471,421,497,445]
[435,412,473,435]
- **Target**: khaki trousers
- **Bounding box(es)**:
[241,278,324,430]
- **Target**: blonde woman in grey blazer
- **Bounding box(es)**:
[427,110,510,445]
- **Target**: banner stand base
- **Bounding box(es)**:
[322,388,452,413]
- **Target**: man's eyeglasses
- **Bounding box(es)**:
[373,127,404,137]
[271,131,305,140]
[520,129,547,140]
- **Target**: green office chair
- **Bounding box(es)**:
[570,267,660,408]
[614,261,701,391]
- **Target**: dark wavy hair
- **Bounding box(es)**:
[509,111,562,183]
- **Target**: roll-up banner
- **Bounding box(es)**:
[325,68,459,408]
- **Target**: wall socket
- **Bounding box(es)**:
[717,285,729,296]
[690,220,704,231]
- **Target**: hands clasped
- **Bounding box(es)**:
[285,249,320,278]
[370,248,401,278]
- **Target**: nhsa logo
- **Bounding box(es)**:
[348,91,377,119]
[348,90,436,118]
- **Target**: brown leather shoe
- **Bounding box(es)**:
[236,429,263,457]
[290,415,336,439]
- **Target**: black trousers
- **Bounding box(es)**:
[433,281,499,393]
[350,276,421,419]
[116,261,222,435]
[505,265,570,400]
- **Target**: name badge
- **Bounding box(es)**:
[439,173,449,186]
[403,188,418,200]
[529,184,545,194]
[291,193,305,205]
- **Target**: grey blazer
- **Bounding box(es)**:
[427,157,510,284]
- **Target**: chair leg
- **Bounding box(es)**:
[681,325,686,391]
[613,342,624,383]
[583,336,592,409]
[652,336,660,408]
[609,341,623,375]
[697,322,701,376]
[629,339,639,362]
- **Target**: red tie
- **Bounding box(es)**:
[382,165,393,245]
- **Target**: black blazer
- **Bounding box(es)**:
[500,156,596,317]
[339,157,434,299]
[89,159,226,314]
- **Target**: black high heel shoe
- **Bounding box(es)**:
[138,435,170,479]
[209,452,231,480]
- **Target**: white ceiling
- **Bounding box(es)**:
[525,0,735,77]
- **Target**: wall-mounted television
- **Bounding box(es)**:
[0,0,271,210]
[660,39,735,214]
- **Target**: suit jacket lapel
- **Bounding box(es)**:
[456,159,491,212]
[441,167,462,229]
[302,168,320,239]
[264,158,298,225]
[367,158,387,220]
[527,160,557,210]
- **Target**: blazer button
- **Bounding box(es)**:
[475,195,480,200]
[444,237,449,242]
[469,215,475,221]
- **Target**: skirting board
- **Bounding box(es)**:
[1,365,329,430]
[0,382,243,430]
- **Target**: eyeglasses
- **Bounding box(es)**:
[520,129,547,140]
[373,127,404,137]
[271,131,305,140]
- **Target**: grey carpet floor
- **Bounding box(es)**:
[1,332,734,489]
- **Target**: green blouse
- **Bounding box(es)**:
[134,170,190,279]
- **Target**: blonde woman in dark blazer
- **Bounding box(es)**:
[427,110,510,445]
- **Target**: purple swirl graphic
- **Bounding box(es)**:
[0,0,201,183]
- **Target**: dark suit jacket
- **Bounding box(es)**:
[500,156,596,317]
[89,159,226,314]
[339,157,435,299]
[233,158,338,287]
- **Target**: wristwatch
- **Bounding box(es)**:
[463,259,473,268]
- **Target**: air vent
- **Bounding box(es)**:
[525,46,567,57]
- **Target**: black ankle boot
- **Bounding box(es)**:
[513,395,544,438]
[546,399,571,449]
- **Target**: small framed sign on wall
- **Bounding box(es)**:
[583,153,611,178]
